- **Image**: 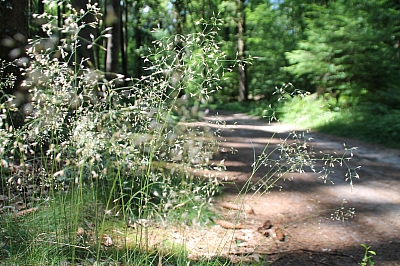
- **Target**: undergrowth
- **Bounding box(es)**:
[205,100,274,119]
[0,2,364,265]
[209,84,400,148]
[277,92,400,148]
[0,2,228,265]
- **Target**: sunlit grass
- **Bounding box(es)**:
[208,89,400,149]
[0,3,373,265]
[277,95,400,148]
[0,4,227,265]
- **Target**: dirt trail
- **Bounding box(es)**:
[201,110,400,265]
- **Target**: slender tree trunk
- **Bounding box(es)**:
[38,0,44,14]
[0,0,29,92]
[120,0,127,84]
[132,0,142,79]
[172,0,186,96]
[33,0,47,37]
[103,0,108,71]
[57,3,62,28]
[105,0,121,80]
[237,0,248,102]
[173,0,185,52]
[0,0,29,127]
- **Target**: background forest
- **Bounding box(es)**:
[2,0,400,145]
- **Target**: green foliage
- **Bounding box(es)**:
[0,3,226,264]
[246,1,297,99]
[205,100,275,120]
[276,91,335,127]
[360,244,376,266]
[267,0,400,148]
[284,0,400,106]
[317,106,400,148]
[278,93,400,148]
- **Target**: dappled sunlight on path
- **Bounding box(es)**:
[201,109,400,265]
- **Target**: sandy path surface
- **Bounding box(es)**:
[201,110,400,265]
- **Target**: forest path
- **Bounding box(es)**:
[200,109,400,265]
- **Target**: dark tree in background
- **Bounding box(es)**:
[105,0,121,80]
[131,0,144,79]
[236,0,247,102]
[120,0,128,82]
[0,0,29,114]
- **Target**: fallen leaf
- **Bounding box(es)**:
[259,220,272,230]
[258,229,270,237]
[12,207,38,218]
[275,227,285,241]
[215,220,245,229]
[257,220,273,237]
[220,202,255,214]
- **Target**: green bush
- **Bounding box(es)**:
[277,92,400,148]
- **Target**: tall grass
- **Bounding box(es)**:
[0,3,365,265]
[0,3,226,265]
[276,87,400,148]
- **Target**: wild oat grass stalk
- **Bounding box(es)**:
[226,84,360,244]
[0,3,226,265]
[0,2,362,265]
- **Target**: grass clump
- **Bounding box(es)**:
[316,106,400,148]
[208,82,400,149]
[0,4,366,265]
[277,89,400,148]
[0,3,228,265]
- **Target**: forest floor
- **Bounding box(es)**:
[2,110,400,265]
[175,109,400,265]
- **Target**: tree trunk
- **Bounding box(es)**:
[0,0,29,62]
[34,0,47,37]
[172,0,186,97]
[120,0,127,85]
[237,0,248,102]
[0,0,29,127]
[38,0,44,14]
[0,0,29,97]
[132,0,142,79]
[173,0,185,52]
[105,0,121,80]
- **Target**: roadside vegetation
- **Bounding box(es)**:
[1,0,396,265]
[209,90,400,149]
[0,6,227,265]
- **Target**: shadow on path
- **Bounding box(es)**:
[203,109,400,265]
